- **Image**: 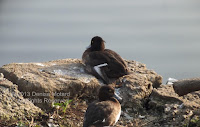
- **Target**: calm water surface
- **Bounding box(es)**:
[0,0,200,83]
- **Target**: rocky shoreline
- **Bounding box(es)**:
[0,59,199,127]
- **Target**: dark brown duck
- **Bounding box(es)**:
[82,36,129,84]
[83,85,122,127]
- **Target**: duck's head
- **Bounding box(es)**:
[98,85,122,103]
[88,36,105,51]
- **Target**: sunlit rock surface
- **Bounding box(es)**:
[0,59,200,126]
[0,59,162,110]
[0,76,42,122]
[0,59,100,109]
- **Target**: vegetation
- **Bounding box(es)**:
[187,117,200,127]
[53,99,73,113]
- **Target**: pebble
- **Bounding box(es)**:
[173,109,178,114]
[139,115,145,119]
[173,104,179,109]
[188,110,193,116]
[183,115,188,119]
[81,109,86,113]
[165,107,171,112]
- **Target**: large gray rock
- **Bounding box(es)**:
[0,59,100,109]
[0,59,162,111]
[0,75,42,123]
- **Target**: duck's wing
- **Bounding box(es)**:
[82,51,128,83]
[82,51,110,83]
[104,49,127,68]
[103,50,128,78]
[82,51,110,66]
[86,51,126,71]
[83,101,113,127]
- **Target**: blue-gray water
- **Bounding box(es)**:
[0,0,200,83]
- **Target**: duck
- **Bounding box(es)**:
[82,36,129,84]
[83,85,122,127]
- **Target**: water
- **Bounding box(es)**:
[0,0,200,83]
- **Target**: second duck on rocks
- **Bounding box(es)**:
[83,85,122,127]
[82,36,129,84]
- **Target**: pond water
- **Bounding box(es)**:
[0,0,200,83]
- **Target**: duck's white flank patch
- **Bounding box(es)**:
[115,108,121,125]
[114,92,122,102]
[94,63,108,79]
[96,63,108,68]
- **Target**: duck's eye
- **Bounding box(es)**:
[91,41,93,44]
[109,89,112,93]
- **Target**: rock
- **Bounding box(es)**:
[144,84,200,127]
[117,73,153,110]
[0,78,42,123]
[123,112,133,120]
[115,60,162,110]
[0,59,100,109]
[150,85,183,104]
[1,58,200,126]
[173,78,200,96]
[148,84,200,111]
[0,59,162,111]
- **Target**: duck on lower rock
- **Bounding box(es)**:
[83,85,122,127]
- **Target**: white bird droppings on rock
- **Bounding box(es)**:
[54,69,67,75]
[59,78,67,82]
[34,63,46,67]
[166,77,178,85]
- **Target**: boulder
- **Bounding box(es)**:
[0,74,42,125]
[116,60,162,110]
[173,78,200,96]
[116,84,200,127]
[1,58,199,126]
[0,59,162,111]
[0,59,100,110]
[143,84,200,127]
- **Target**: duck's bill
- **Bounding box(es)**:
[114,93,122,103]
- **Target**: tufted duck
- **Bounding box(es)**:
[82,36,128,84]
[83,85,122,127]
